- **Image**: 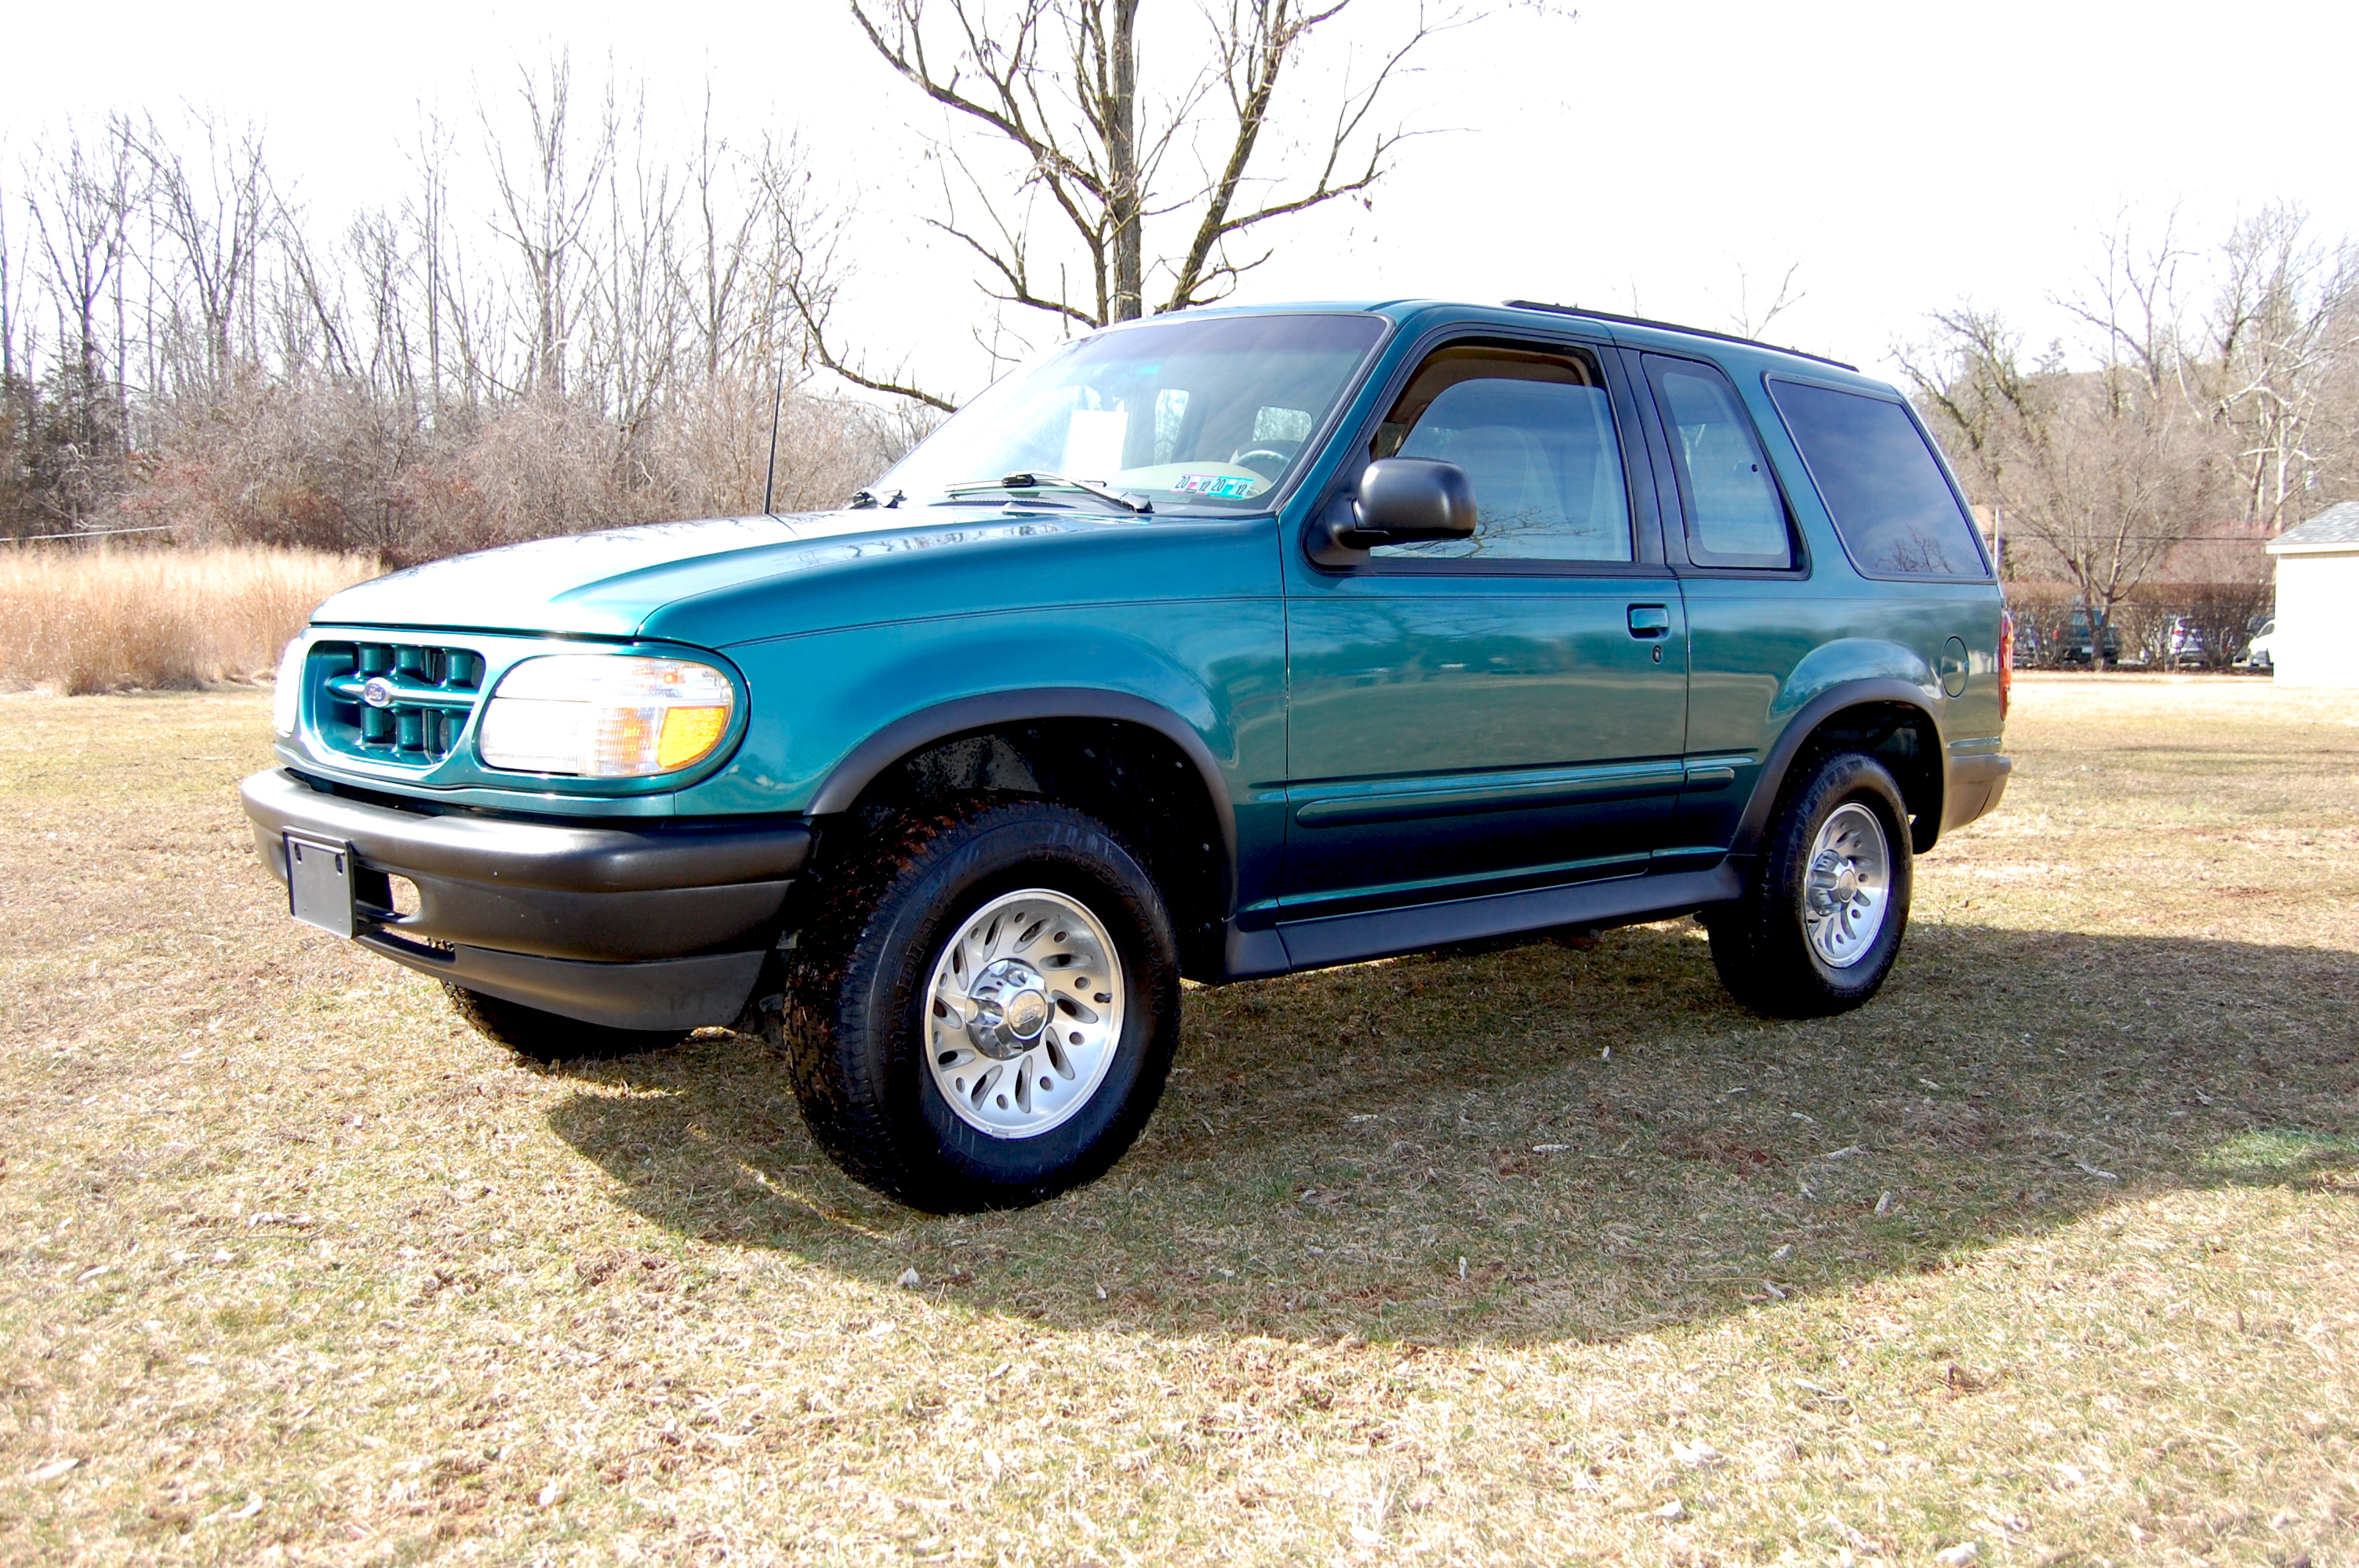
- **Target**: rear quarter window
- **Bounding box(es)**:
[1641,355,1794,570]
[1768,379,1990,579]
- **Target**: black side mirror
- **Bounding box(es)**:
[1307,457,1478,564]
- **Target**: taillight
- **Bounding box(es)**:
[1997,609,2015,721]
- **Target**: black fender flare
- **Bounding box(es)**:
[805,687,1239,905]
[1731,679,1947,858]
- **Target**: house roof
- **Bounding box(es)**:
[2270,501,2359,553]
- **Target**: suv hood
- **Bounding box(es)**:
[312,510,1106,638]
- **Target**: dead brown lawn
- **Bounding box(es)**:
[1,672,2355,1565]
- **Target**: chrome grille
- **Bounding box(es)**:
[312,641,485,765]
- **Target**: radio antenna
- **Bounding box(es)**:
[761,352,787,517]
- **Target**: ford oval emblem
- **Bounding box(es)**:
[360,677,396,709]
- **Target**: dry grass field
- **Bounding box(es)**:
[0,547,380,695]
[2,673,2355,1566]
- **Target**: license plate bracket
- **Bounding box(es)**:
[286,832,358,938]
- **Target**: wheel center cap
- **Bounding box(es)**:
[1002,988,1050,1040]
[965,959,1052,1059]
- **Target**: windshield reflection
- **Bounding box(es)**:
[878,313,1387,514]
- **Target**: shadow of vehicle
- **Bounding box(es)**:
[544,919,2358,1348]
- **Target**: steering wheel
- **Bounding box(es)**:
[1230,447,1293,481]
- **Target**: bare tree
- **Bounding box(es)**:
[827,0,1497,402]
[0,60,934,549]
[1906,209,2359,673]
[20,121,139,524]
[0,162,24,387]
[779,199,958,412]
[682,96,771,383]
[1901,274,2234,658]
[482,54,615,402]
[581,89,685,465]
[2194,204,2359,533]
[1714,260,1804,341]
[133,110,278,397]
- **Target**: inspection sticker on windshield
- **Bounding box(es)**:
[1172,472,1259,498]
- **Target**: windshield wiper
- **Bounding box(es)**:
[847,488,904,510]
[942,471,1151,515]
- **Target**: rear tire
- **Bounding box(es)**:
[443,984,692,1063]
[1706,751,1913,1018]
[776,795,1181,1212]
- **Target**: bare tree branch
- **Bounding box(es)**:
[845,0,1495,336]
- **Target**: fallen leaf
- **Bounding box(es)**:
[1654,1498,1686,1521]
[536,1482,565,1508]
[27,1457,79,1484]
[1936,1543,1979,1565]
[896,1267,921,1288]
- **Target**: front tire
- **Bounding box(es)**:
[776,796,1182,1212]
[443,984,692,1063]
[1707,751,1913,1018]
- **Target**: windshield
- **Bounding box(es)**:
[878,312,1387,512]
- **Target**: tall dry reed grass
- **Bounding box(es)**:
[0,545,379,694]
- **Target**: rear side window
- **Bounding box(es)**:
[1643,356,1793,568]
[1769,380,1990,579]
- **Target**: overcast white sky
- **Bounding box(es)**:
[8,0,2355,399]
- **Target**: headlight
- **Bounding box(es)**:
[477,655,736,778]
[272,637,306,736]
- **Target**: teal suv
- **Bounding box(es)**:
[243,301,2013,1210]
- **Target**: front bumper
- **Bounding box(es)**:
[242,768,809,1030]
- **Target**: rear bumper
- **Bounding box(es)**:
[1943,752,2012,833]
[241,768,809,1029]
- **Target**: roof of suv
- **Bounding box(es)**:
[1094,297,1886,390]
[1495,299,1858,372]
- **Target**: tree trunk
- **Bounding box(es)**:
[1107,0,1143,322]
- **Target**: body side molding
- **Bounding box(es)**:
[1270,862,1743,974]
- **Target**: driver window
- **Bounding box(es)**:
[1369,344,1634,561]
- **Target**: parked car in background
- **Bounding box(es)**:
[2238,619,2277,672]
[2058,608,2121,667]
[242,299,2013,1210]
[2166,616,2207,668]
[2011,612,2046,670]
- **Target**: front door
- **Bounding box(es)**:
[1281,334,1689,920]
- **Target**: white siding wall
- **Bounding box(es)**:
[2273,548,2359,687]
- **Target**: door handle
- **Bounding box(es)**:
[1627,604,1671,638]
